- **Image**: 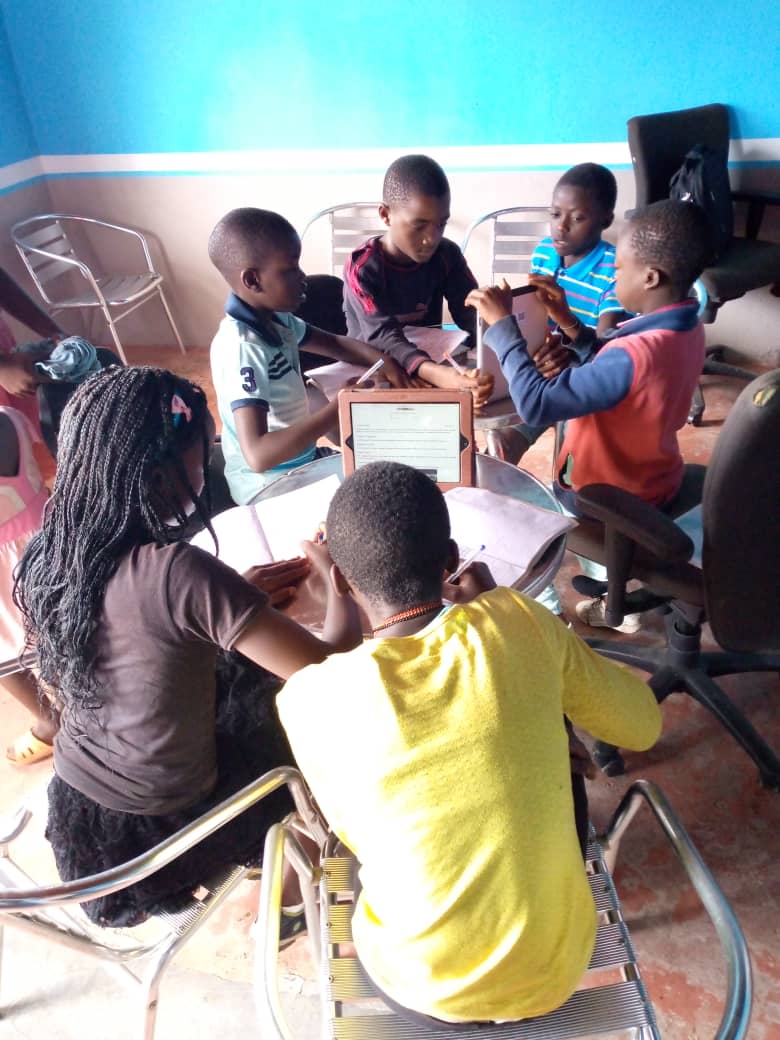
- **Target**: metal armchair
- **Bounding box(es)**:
[461,206,551,283]
[11,215,185,364]
[257,780,751,1039]
[300,203,384,278]
[0,766,318,1040]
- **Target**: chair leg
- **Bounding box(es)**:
[139,938,179,1040]
[157,287,186,355]
[687,384,705,426]
[680,668,780,789]
[100,305,129,365]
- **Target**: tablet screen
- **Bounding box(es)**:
[349,400,462,483]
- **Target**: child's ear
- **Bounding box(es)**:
[445,539,460,576]
[602,209,615,231]
[645,266,662,290]
[330,563,352,597]
[378,203,392,228]
[241,267,262,293]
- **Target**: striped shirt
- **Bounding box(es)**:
[530,238,622,328]
[210,294,315,504]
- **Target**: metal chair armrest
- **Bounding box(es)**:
[0,766,311,912]
[58,216,157,273]
[601,780,752,1040]
[0,807,33,847]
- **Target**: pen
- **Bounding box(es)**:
[443,351,467,375]
[447,544,485,584]
[357,358,385,384]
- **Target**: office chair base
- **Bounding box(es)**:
[688,351,756,425]
[585,635,780,789]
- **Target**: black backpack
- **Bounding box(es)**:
[669,144,733,259]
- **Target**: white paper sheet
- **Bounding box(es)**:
[402,325,469,362]
[190,506,273,572]
[444,485,576,588]
[252,474,342,560]
[306,362,381,401]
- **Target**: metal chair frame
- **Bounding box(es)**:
[11,214,186,364]
[257,779,751,1040]
[0,766,319,1040]
[300,203,384,277]
[461,206,551,283]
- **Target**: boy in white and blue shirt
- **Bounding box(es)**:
[208,208,409,504]
[488,164,627,465]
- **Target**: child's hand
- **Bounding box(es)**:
[527,274,577,329]
[532,332,571,379]
[427,364,494,410]
[300,539,336,583]
[465,279,513,326]
[379,356,414,388]
[242,557,311,606]
[443,561,496,603]
[0,353,41,396]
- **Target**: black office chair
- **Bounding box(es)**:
[566,369,780,789]
[627,103,780,423]
[295,273,346,371]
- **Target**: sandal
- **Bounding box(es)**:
[6,728,54,766]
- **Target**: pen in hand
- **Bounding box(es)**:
[443,351,467,375]
[357,358,385,385]
[447,545,485,584]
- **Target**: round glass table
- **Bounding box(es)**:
[249,453,564,600]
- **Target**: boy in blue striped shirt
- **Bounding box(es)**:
[488,164,627,464]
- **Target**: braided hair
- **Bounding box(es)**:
[15,365,215,720]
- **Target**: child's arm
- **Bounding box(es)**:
[234,397,341,473]
[441,245,479,341]
[416,360,494,408]
[302,327,412,388]
[233,560,362,679]
[468,282,634,427]
[0,267,63,340]
[0,352,44,396]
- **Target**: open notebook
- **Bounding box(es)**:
[444,486,576,589]
[190,474,341,572]
[191,475,573,594]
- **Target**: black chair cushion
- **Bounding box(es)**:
[701,238,780,303]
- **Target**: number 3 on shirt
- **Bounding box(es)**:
[240,366,257,393]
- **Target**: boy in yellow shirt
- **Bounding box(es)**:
[278,461,662,1026]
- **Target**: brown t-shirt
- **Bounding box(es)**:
[54,541,268,814]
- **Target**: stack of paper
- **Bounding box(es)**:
[444,485,576,588]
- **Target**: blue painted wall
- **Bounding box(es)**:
[0,8,37,166]
[1,0,779,157]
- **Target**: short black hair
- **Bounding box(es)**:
[383,154,450,206]
[556,163,617,213]
[326,461,450,608]
[627,199,713,295]
[207,207,298,279]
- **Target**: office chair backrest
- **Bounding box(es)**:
[702,369,780,653]
[628,103,730,207]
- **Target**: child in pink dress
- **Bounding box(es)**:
[0,405,57,763]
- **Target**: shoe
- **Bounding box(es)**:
[485,428,528,465]
[575,596,642,634]
[6,729,54,766]
[279,905,307,949]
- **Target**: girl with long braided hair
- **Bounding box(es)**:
[15,365,358,926]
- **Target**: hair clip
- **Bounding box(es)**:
[171,393,193,428]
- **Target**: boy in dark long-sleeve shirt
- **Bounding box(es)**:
[344,154,493,408]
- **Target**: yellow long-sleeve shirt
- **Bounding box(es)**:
[277,587,661,1022]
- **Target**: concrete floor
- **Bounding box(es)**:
[1,348,779,1040]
